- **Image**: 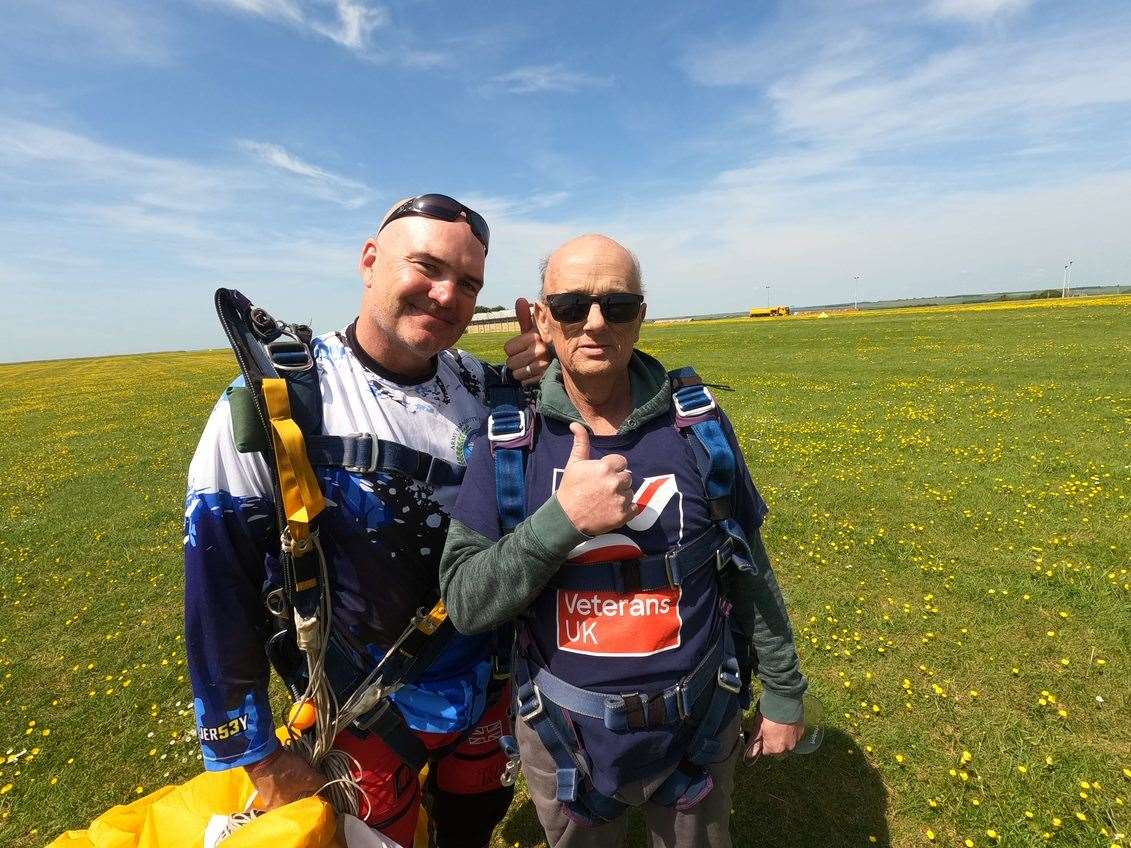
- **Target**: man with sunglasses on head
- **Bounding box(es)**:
[439,234,807,847]
[184,194,551,848]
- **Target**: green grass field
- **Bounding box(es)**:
[1,298,1127,847]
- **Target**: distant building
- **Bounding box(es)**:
[465,307,519,335]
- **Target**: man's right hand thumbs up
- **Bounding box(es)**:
[566,421,591,465]
[556,422,639,536]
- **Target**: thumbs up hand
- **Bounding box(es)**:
[503,297,552,385]
[555,423,640,536]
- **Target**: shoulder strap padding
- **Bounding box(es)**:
[484,367,533,534]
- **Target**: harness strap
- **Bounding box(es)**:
[518,623,732,732]
[484,368,532,534]
[550,525,731,593]
[668,368,757,575]
[638,624,741,812]
[512,618,741,820]
[261,377,327,613]
[353,699,431,772]
[514,671,628,824]
[306,434,465,485]
[262,379,326,540]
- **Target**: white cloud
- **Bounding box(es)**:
[459,191,571,222]
[201,0,387,52]
[761,27,1131,159]
[237,139,372,207]
[315,0,387,49]
[926,0,1034,23]
[487,64,613,94]
[0,1,173,65]
[475,8,1131,315]
[679,5,1131,205]
[0,117,231,214]
[0,122,373,361]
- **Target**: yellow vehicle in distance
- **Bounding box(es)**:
[749,305,791,317]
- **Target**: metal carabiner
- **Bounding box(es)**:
[499,734,521,787]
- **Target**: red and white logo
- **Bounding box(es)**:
[628,475,680,532]
[555,475,684,657]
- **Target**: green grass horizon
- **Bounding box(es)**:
[1,300,1127,847]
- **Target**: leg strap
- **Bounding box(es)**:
[647,625,741,811]
[513,657,627,826]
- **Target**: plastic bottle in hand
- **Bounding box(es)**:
[791,693,825,755]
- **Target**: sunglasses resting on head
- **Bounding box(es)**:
[379,193,490,254]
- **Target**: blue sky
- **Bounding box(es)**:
[3,0,1130,361]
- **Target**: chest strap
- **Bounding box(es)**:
[550,525,732,594]
[305,433,465,485]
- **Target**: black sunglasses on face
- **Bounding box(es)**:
[544,292,645,324]
[379,193,490,254]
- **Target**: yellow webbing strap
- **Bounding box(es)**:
[262,378,325,546]
[415,600,448,635]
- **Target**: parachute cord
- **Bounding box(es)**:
[213,791,261,844]
[282,533,366,818]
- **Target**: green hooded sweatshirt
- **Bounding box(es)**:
[439,351,806,723]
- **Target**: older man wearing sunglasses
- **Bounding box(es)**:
[439,234,808,847]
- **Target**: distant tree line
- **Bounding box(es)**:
[473,305,506,314]
[993,290,1064,301]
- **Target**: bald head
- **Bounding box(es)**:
[533,233,646,384]
[539,234,643,297]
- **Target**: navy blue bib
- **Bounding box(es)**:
[522,413,725,791]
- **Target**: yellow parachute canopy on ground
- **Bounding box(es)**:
[48,767,338,848]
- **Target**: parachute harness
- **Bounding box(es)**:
[215,288,516,830]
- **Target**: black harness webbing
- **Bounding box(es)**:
[306,433,465,485]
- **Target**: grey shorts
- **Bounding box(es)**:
[516,714,742,848]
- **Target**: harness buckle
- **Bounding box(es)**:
[623,693,646,730]
[672,385,715,419]
[714,539,735,573]
[343,434,378,474]
[266,333,314,372]
[717,663,742,695]
[518,685,544,722]
[674,683,689,720]
[265,587,288,618]
[664,549,679,588]
[487,409,527,443]
[352,696,393,732]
